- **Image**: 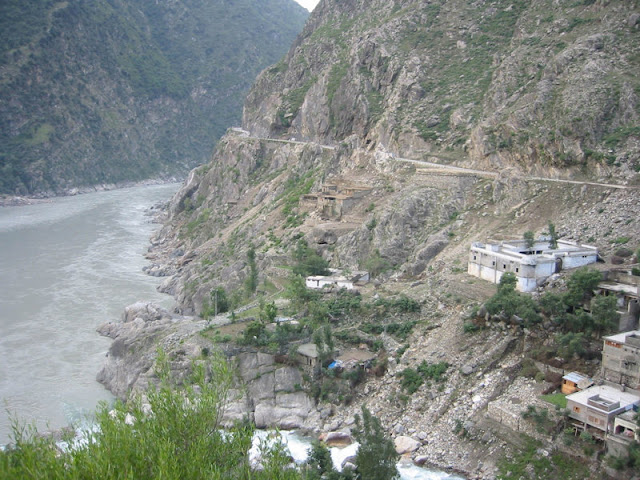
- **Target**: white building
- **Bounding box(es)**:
[306,275,355,290]
[467,238,598,292]
[305,270,369,291]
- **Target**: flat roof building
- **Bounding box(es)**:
[468,238,598,292]
[567,385,640,438]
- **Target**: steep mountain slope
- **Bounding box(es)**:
[156,0,640,314]
[0,0,307,195]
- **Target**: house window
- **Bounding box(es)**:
[588,416,603,426]
[473,255,477,260]
[503,264,507,269]
[515,267,519,273]
[492,261,495,266]
[573,406,581,413]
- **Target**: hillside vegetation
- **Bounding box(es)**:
[0,0,307,195]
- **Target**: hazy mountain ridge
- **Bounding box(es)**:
[0,0,307,195]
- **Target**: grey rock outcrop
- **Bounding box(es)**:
[224,352,314,429]
[97,305,317,430]
[96,302,201,399]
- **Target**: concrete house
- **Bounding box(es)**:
[597,269,640,331]
[602,330,640,389]
[567,385,640,438]
[607,410,640,457]
[300,182,372,219]
[467,238,598,292]
[305,271,369,291]
[306,275,355,290]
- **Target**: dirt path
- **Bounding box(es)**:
[237,130,636,191]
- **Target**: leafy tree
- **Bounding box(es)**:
[591,295,620,337]
[539,292,566,317]
[485,273,540,325]
[292,239,330,277]
[243,320,268,346]
[259,298,278,324]
[285,274,320,311]
[202,286,230,319]
[564,268,602,309]
[497,271,517,294]
[560,310,594,334]
[523,230,535,250]
[352,406,399,480]
[304,440,334,479]
[556,332,587,359]
[364,249,391,278]
[313,325,335,366]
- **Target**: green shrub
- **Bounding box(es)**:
[463,321,479,333]
[417,360,449,382]
[399,367,423,394]
[0,350,297,479]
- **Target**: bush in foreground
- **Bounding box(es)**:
[0,349,297,480]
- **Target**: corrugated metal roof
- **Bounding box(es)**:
[563,372,589,384]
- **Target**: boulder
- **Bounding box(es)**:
[461,365,474,375]
[321,431,353,446]
[414,455,429,466]
[394,435,421,454]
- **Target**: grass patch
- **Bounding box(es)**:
[541,393,567,409]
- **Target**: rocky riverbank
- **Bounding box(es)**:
[96,303,317,431]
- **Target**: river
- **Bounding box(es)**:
[0,184,178,444]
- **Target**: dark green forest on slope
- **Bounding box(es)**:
[0,0,307,195]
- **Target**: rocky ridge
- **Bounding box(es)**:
[245,0,640,182]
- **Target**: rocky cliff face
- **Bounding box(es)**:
[148,1,640,318]
[244,0,639,181]
[0,0,307,195]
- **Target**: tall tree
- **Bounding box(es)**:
[523,231,535,250]
[245,244,258,296]
[548,222,558,249]
[353,406,399,480]
[591,295,620,337]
